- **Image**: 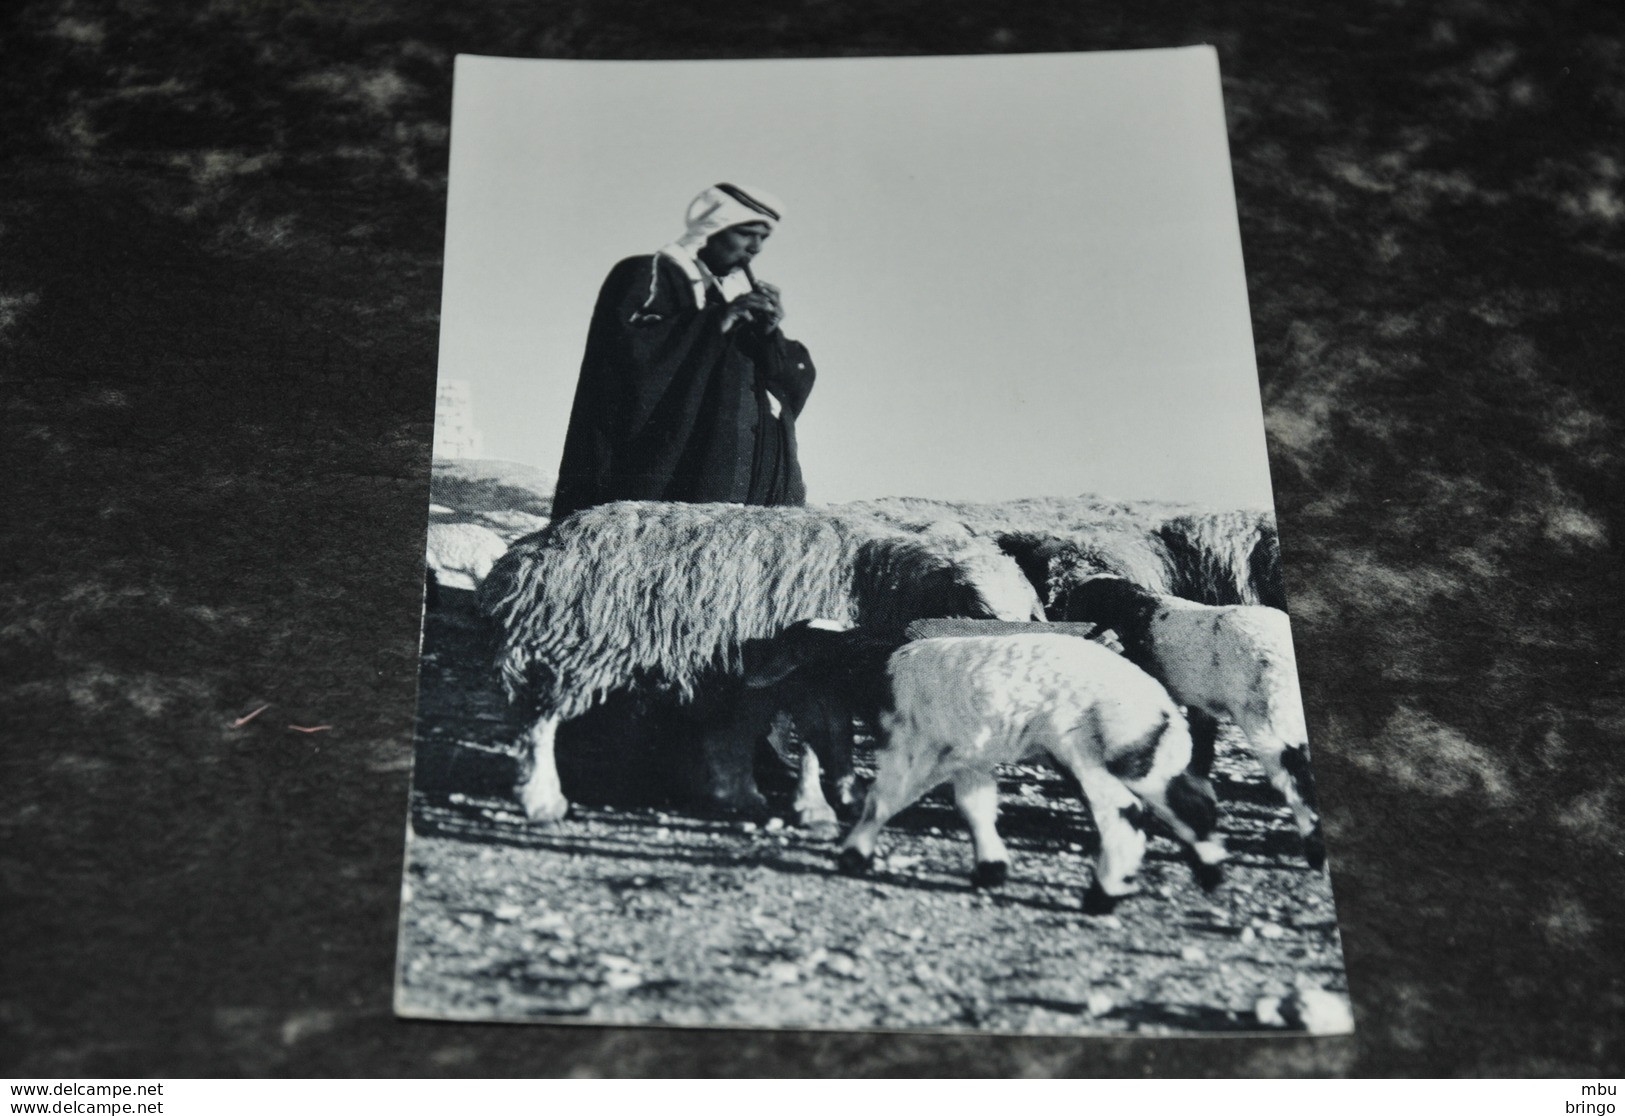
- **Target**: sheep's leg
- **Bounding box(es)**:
[791,743,841,835]
[783,690,857,828]
[692,692,772,821]
[1248,733,1325,870]
[811,695,862,821]
[952,767,1010,888]
[765,710,835,828]
[515,712,568,825]
[1134,771,1228,893]
[837,737,945,877]
[1068,765,1151,914]
[1186,706,1221,779]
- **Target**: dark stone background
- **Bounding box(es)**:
[2,0,1621,1078]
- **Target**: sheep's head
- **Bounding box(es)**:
[1059,574,1161,631]
[742,618,852,690]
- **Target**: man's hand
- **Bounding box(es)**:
[722,288,784,332]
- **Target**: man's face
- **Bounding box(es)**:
[699,222,772,274]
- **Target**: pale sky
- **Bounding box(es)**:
[437,48,1279,510]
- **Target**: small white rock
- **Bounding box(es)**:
[456,913,483,930]
[1180,944,1207,962]
[825,954,857,977]
[604,970,643,991]
[1294,989,1356,1035]
[765,817,785,832]
[492,903,523,921]
[1239,926,1257,944]
[767,961,800,985]
[1259,923,1286,940]
[1086,992,1115,1017]
[1255,995,1285,1027]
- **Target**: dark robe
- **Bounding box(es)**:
[551,254,816,521]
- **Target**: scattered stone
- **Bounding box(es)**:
[604,970,644,991]
[740,821,758,834]
[456,913,483,930]
[1239,926,1256,944]
[825,953,858,977]
[546,946,572,964]
[767,961,800,985]
[492,903,523,921]
[765,817,785,832]
[1258,922,1286,940]
[1180,944,1207,962]
[1086,991,1115,1017]
[598,954,636,970]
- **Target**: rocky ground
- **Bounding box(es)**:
[396,593,1349,1036]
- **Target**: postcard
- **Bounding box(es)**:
[396,48,1352,1036]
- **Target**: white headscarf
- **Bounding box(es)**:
[658,183,783,308]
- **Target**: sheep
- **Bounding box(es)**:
[996,509,1285,619]
[478,500,1045,826]
[745,619,1113,833]
[1058,575,1323,868]
[743,619,908,833]
[748,624,1227,911]
[1155,510,1285,610]
[425,521,510,592]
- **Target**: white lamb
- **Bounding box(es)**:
[801,631,1228,912]
[1060,576,1324,868]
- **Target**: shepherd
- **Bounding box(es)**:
[551,183,816,520]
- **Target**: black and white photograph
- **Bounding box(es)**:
[396,48,1352,1035]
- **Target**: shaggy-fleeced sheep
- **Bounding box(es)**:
[997,508,1285,618]
[1059,576,1323,868]
[478,501,1045,825]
